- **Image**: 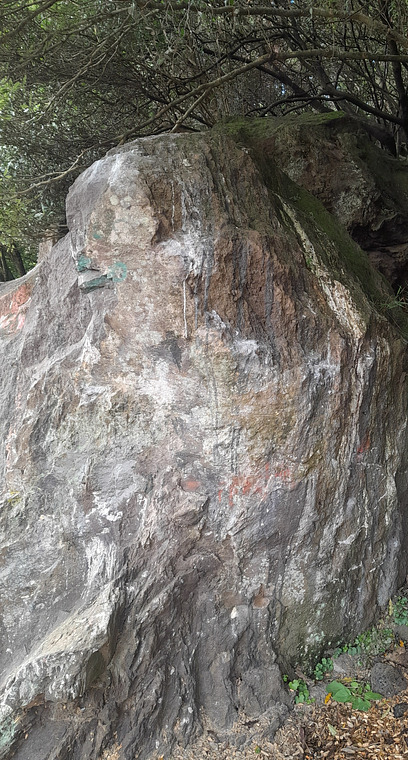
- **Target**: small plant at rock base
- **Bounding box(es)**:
[287,678,314,704]
[332,643,356,658]
[326,680,383,712]
[392,596,408,626]
[354,626,394,657]
[333,625,393,663]
[314,657,333,681]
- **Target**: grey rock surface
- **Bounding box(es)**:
[394,625,408,642]
[332,654,360,678]
[0,118,408,759]
[394,701,408,718]
[308,683,328,705]
[370,663,408,697]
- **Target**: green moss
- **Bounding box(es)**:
[214,111,346,143]
[278,600,329,673]
[289,182,408,338]
[254,144,382,303]
[214,115,408,339]
[291,184,383,303]
[0,714,18,751]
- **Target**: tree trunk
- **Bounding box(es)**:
[9,243,27,278]
[0,245,13,281]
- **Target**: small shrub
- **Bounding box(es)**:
[392,596,408,626]
[333,626,393,663]
[326,680,383,712]
[286,678,314,704]
[314,657,333,681]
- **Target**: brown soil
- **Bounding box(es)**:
[270,691,408,759]
[163,689,408,759]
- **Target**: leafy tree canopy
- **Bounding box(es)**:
[1,0,408,278]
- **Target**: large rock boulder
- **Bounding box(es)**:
[1,118,408,759]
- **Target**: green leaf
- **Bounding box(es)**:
[333,691,352,703]
[328,724,338,737]
[326,681,340,693]
[350,696,371,711]
[364,691,383,700]
[327,681,351,702]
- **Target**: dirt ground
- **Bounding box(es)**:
[165,689,408,760]
[165,655,408,760]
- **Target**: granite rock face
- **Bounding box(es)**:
[1,120,408,759]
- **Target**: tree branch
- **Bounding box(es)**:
[127,2,408,53]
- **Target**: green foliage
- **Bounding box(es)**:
[354,627,394,657]
[391,595,408,625]
[326,680,383,712]
[383,286,408,311]
[285,677,314,704]
[284,592,407,714]
[0,77,67,276]
[332,624,394,662]
[332,644,358,658]
[314,657,333,681]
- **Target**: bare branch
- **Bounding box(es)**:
[0,0,67,43]
[5,148,92,197]
[128,2,408,52]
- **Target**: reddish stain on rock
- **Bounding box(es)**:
[9,283,31,312]
[218,464,271,507]
[180,478,201,492]
[357,433,370,455]
[0,282,33,334]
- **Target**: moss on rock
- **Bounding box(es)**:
[213,115,408,339]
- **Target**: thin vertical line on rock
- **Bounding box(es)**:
[183,278,188,339]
